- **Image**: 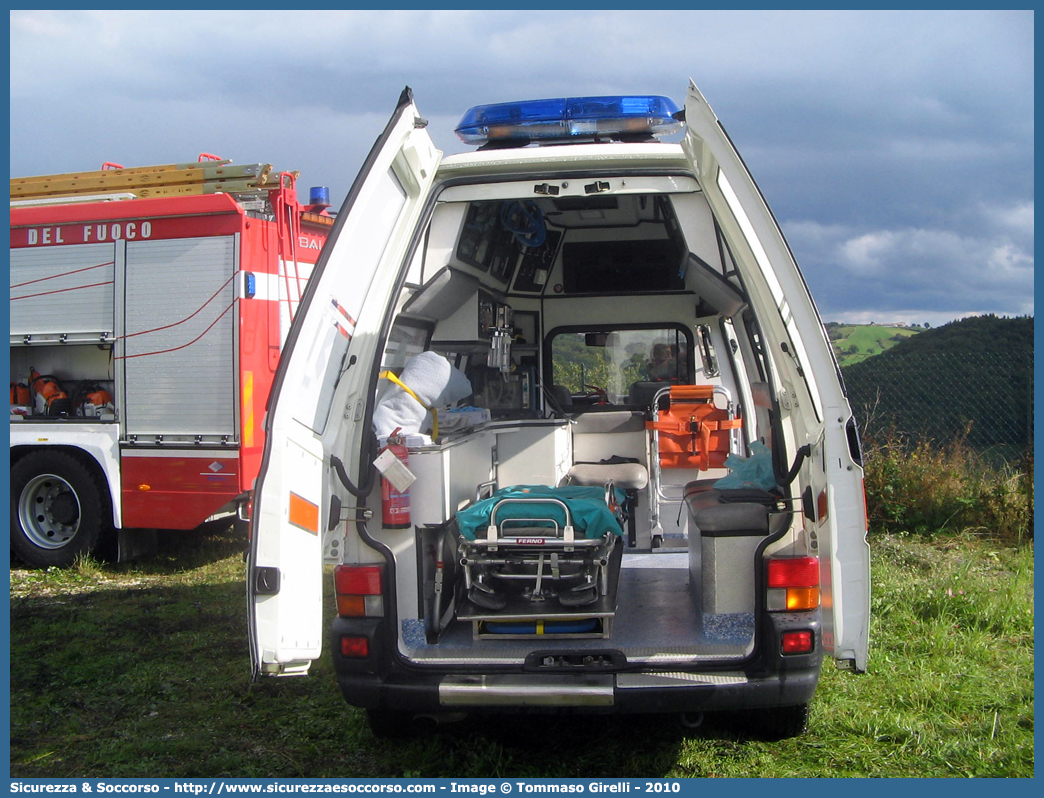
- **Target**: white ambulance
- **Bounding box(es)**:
[248,81,870,739]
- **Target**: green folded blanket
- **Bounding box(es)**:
[456,485,624,541]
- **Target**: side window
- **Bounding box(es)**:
[548,327,691,406]
[381,321,431,371]
[300,167,408,434]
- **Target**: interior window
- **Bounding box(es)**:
[548,327,691,407]
[381,321,431,370]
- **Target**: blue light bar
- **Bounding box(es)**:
[455,95,683,145]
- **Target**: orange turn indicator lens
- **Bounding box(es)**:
[786,587,821,611]
[336,595,367,617]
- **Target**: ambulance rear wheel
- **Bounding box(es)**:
[747,703,810,740]
[11,450,107,568]
[365,709,419,739]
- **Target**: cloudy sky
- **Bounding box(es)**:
[9,9,1033,327]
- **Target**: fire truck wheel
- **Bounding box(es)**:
[11,450,108,568]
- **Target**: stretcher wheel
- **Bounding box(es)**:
[558,584,598,608]
[469,582,507,610]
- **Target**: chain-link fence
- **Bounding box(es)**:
[842,351,1033,464]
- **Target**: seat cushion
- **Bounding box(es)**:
[685,486,780,512]
[571,410,646,434]
[566,462,649,491]
[690,502,770,537]
[682,478,719,499]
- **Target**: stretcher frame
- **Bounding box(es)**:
[455,489,624,639]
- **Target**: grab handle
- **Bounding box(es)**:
[490,497,572,528]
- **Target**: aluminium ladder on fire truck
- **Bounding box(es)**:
[10,157,283,202]
[9,156,334,567]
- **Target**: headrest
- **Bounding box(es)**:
[627,381,670,408]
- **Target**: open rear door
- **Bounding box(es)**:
[248,88,440,678]
[680,79,870,671]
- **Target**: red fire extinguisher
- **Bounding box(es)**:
[380,427,411,529]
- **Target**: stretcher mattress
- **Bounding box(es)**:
[456,485,624,541]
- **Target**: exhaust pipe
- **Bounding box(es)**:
[412,714,440,733]
[679,711,704,730]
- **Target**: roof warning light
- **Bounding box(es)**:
[455,95,683,146]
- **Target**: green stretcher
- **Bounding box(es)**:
[455,484,624,612]
[455,484,625,541]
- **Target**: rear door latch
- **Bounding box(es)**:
[253,566,280,595]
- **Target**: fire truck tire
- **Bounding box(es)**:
[11,450,108,568]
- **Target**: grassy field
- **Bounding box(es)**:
[830,324,919,366]
[8,524,1034,779]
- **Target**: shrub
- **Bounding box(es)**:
[862,428,1032,544]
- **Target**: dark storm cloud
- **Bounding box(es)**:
[10,9,1033,325]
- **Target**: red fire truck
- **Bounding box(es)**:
[9,157,333,566]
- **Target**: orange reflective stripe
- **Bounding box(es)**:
[288,492,319,534]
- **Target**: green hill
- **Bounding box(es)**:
[825,322,921,366]
[840,315,1033,456]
